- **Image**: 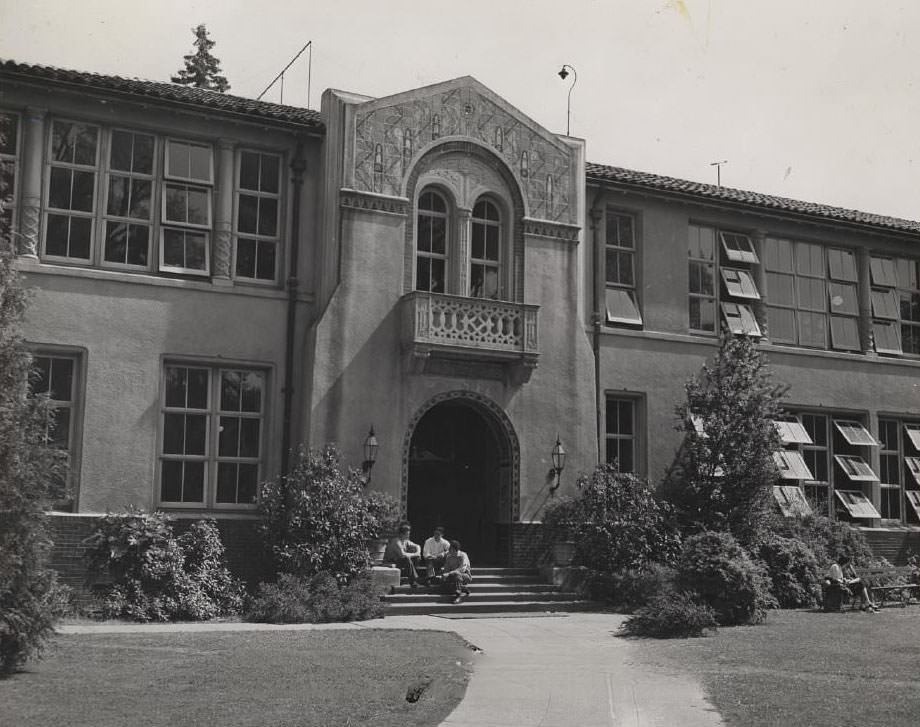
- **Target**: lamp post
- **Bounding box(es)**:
[550,436,567,492]
[362,426,379,485]
[557,65,577,137]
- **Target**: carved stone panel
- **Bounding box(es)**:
[353,80,577,225]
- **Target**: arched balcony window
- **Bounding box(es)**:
[416,189,449,292]
[470,198,501,299]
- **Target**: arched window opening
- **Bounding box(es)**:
[470,198,501,299]
[416,189,449,292]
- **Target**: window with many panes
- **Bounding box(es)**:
[0,111,20,240]
[161,139,212,274]
[160,364,265,508]
[605,397,638,473]
[470,198,501,299]
[688,224,760,335]
[104,129,155,268]
[764,239,861,351]
[45,120,99,261]
[869,256,920,356]
[878,419,902,520]
[31,353,79,498]
[878,418,920,524]
[605,210,642,325]
[235,150,281,281]
[415,189,448,293]
[793,412,880,521]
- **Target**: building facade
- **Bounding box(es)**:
[2,60,919,579]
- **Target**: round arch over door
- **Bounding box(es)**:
[402,391,519,565]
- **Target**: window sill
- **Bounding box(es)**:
[16,258,312,303]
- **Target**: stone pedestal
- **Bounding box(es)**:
[370,565,400,595]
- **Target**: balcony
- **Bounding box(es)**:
[401,291,539,384]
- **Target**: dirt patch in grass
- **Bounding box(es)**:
[626,608,920,727]
[0,629,474,727]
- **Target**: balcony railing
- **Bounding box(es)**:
[401,292,539,382]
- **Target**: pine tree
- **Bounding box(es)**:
[171,24,230,93]
[664,331,787,546]
[0,150,67,673]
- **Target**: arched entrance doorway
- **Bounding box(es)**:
[405,395,517,565]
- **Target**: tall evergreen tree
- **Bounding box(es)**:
[171,24,230,93]
[664,331,786,546]
[0,147,67,673]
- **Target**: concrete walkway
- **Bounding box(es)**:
[59,613,723,727]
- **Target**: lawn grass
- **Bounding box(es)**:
[628,608,920,727]
[0,629,474,727]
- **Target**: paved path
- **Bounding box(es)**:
[60,613,723,727]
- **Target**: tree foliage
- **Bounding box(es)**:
[0,200,67,673]
[171,24,230,92]
[258,445,383,582]
[664,331,786,545]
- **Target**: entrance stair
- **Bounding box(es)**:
[382,566,595,616]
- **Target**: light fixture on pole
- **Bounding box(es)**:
[362,426,379,485]
[557,65,577,137]
[550,436,567,492]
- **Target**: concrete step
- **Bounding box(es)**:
[392,582,559,595]
[382,599,597,616]
[387,590,581,604]
[402,574,546,587]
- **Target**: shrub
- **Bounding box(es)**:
[0,242,69,673]
[756,534,822,608]
[245,571,384,624]
[620,590,718,639]
[677,531,775,626]
[587,563,677,613]
[84,511,242,622]
[259,445,380,581]
[363,489,401,539]
[543,465,681,573]
[771,514,874,568]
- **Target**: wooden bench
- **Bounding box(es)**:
[859,566,920,609]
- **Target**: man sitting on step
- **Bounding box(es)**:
[442,540,472,604]
[384,522,421,589]
[422,525,451,584]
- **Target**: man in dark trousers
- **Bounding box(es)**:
[442,539,472,604]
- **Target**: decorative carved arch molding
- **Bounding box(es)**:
[403,140,527,300]
[401,390,521,523]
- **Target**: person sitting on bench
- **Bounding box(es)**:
[828,554,878,612]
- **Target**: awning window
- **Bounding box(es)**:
[773,418,813,445]
[834,454,879,482]
[774,450,815,480]
[904,424,920,451]
[773,485,813,518]
[871,288,899,320]
[904,457,920,485]
[834,489,881,519]
[870,257,897,288]
[906,491,920,521]
[833,420,878,447]
[721,302,761,337]
[720,268,760,299]
[720,232,759,264]
[873,321,902,355]
[605,288,642,325]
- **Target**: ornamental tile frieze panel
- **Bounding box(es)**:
[353,83,576,225]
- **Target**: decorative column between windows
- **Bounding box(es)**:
[856,246,874,355]
[213,138,235,284]
[456,207,472,296]
[751,230,769,341]
[18,107,46,258]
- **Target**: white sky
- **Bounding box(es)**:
[1,0,917,221]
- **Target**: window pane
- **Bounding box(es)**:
[606,288,642,325]
[183,462,205,502]
[797,243,825,276]
[0,113,18,154]
[765,238,794,272]
[236,238,256,278]
[238,464,258,504]
[240,418,261,457]
[217,462,238,503]
[256,240,276,280]
[221,370,241,411]
[163,413,185,454]
[161,460,183,501]
[767,306,796,342]
[71,171,95,212]
[430,218,446,255]
[134,134,154,175]
[219,416,240,457]
[871,288,899,320]
[416,257,431,292]
[69,218,92,259]
[690,298,716,332]
[167,141,189,178]
[798,277,826,311]
[829,282,858,315]
[49,408,71,449]
[766,272,794,305]
[130,180,151,219]
[187,369,209,408]
[260,155,279,194]
[798,311,827,348]
[485,225,499,260]
[870,257,897,287]
[185,414,207,454]
[258,197,278,236]
[50,358,74,401]
[830,316,860,351]
[429,259,445,292]
[165,186,187,222]
[238,194,258,233]
[186,187,209,225]
[165,367,186,407]
[240,152,260,191]
[49,167,71,209]
[188,145,211,181]
[828,248,857,282]
[107,176,130,217]
[110,131,133,172]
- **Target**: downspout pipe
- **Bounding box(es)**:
[281,143,307,476]
[589,193,604,464]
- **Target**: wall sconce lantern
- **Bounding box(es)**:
[362,426,379,485]
[550,436,566,492]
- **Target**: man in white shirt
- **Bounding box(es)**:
[442,540,472,604]
[422,526,451,584]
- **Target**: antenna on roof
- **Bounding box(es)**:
[710,159,728,189]
[257,41,312,108]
